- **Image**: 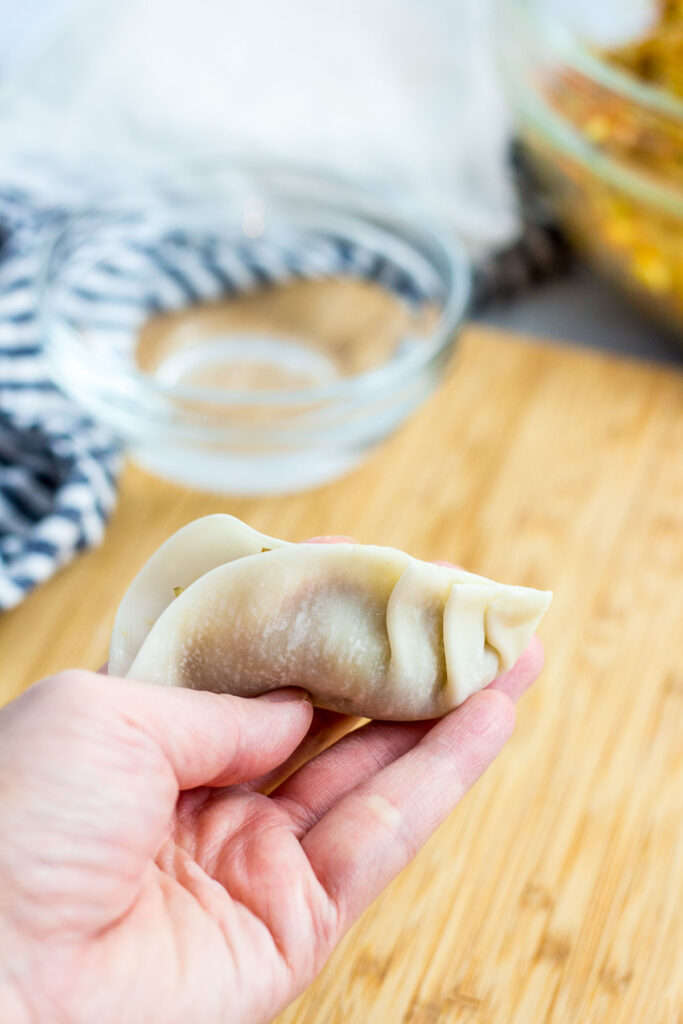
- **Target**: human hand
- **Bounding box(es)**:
[0,542,543,1024]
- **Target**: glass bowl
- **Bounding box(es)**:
[41,162,470,494]
[496,0,683,337]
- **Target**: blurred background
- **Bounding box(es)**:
[2,0,682,364]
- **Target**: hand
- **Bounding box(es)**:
[0,629,542,1024]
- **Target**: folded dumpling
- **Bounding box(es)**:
[109,515,551,720]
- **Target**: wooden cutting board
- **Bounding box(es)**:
[1,325,681,1024]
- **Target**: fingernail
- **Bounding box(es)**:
[259,688,312,704]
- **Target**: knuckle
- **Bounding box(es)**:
[428,735,468,791]
[358,789,418,861]
[361,791,404,832]
[46,669,100,710]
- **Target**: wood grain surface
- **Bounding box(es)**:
[1,325,681,1024]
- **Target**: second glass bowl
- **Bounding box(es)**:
[497,0,683,339]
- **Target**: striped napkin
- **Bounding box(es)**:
[0,191,120,610]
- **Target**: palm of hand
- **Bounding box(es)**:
[0,643,540,1024]
[2,677,328,1024]
[95,783,338,1024]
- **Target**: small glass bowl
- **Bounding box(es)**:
[41,162,470,494]
[497,0,683,338]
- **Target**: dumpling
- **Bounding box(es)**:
[109,515,551,720]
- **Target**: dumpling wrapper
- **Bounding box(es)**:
[109,515,552,720]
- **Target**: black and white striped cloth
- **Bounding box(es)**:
[0,167,567,611]
[0,192,121,611]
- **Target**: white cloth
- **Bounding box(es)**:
[0,0,518,247]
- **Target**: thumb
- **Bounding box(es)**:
[101,673,315,789]
[4,671,314,791]
[0,674,313,940]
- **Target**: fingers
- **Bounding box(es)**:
[302,688,515,932]
[272,639,542,835]
[273,718,431,835]
[120,678,314,789]
[25,671,314,791]
[246,708,362,794]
